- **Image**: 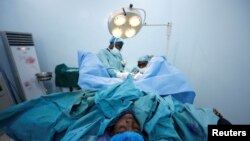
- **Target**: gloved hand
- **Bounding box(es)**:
[116,71,130,80]
[121,60,127,67]
[133,72,143,80]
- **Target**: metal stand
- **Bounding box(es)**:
[35,72,52,94]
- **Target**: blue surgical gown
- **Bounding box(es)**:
[78,51,195,104]
[96,48,124,77]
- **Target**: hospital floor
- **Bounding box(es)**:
[0,133,13,141]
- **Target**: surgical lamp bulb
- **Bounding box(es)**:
[114,15,126,26]
[112,28,123,38]
[125,28,136,38]
[129,16,141,27]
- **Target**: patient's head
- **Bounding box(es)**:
[109,112,144,141]
[111,113,141,135]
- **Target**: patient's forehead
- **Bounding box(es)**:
[121,113,133,117]
[115,113,138,123]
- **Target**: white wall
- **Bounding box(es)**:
[0,0,249,124]
[169,0,250,124]
[0,0,170,70]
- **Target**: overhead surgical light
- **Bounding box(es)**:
[108,4,146,39]
[108,4,173,57]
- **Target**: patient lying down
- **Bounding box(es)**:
[98,109,231,141]
[0,77,231,141]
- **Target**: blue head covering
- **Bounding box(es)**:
[110,37,124,46]
[138,55,152,62]
[110,131,144,141]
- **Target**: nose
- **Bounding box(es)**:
[125,118,134,131]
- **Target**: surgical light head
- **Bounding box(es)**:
[108,4,146,39]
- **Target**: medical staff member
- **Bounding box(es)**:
[97,37,129,79]
[132,55,153,80]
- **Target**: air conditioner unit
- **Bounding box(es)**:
[0,31,45,102]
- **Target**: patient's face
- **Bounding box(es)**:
[112,113,141,135]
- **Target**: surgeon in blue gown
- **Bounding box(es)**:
[97,37,129,79]
[78,50,196,104]
[131,55,153,80]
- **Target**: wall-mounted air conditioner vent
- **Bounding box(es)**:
[6,32,34,46]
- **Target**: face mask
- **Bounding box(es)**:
[139,68,146,74]
[111,47,120,55]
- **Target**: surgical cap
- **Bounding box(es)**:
[110,37,124,45]
[138,55,151,62]
[110,131,144,141]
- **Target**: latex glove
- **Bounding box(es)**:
[116,71,130,80]
[133,72,143,80]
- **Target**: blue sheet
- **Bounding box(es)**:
[0,78,218,141]
[77,51,123,89]
[77,50,195,104]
